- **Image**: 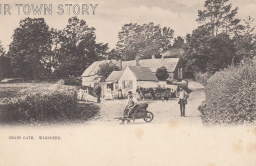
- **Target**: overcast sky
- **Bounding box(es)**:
[0,0,256,50]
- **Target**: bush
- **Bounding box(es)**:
[194,72,212,86]
[63,78,82,86]
[199,61,256,125]
[2,89,77,124]
[155,66,169,81]
[1,84,99,124]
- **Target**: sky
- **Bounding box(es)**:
[0,0,256,51]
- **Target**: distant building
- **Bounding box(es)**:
[118,66,158,95]
[81,60,115,86]
[81,55,184,87]
[104,71,123,98]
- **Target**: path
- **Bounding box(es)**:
[86,79,205,126]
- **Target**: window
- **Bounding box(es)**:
[122,80,133,89]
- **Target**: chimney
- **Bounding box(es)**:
[135,56,140,66]
[152,54,155,59]
[118,59,122,70]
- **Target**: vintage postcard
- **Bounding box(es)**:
[0,0,256,165]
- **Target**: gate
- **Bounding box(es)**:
[78,89,88,101]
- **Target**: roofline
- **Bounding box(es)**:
[105,81,117,83]
[128,65,146,67]
[137,80,158,82]
[81,62,98,77]
[82,74,98,77]
[123,57,180,62]
[82,60,119,77]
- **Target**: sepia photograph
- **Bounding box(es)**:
[0,0,256,165]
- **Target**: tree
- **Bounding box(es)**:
[107,49,121,60]
[53,17,108,77]
[183,0,244,73]
[155,66,169,81]
[0,42,5,57]
[116,23,174,60]
[183,27,210,72]
[172,36,185,49]
[233,16,256,63]
[197,0,242,36]
[96,61,120,81]
[184,27,235,73]
[0,42,11,80]
[7,18,52,79]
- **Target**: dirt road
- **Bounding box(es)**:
[87,79,205,126]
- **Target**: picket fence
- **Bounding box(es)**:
[77,89,88,101]
[77,89,97,102]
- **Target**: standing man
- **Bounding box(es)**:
[178,86,189,117]
[95,83,102,103]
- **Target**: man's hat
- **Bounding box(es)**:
[128,91,133,94]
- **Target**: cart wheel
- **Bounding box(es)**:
[143,111,154,122]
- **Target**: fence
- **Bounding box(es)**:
[77,89,88,101]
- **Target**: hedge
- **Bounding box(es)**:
[199,60,256,125]
[1,84,99,124]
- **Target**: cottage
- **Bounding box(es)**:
[118,66,158,95]
[104,71,123,98]
[81,57,183,85]
[81,60,115,86]
[81,48,186,89]
[129,57,183,80]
